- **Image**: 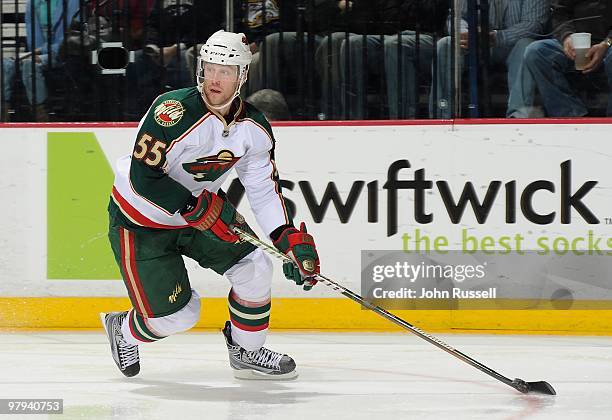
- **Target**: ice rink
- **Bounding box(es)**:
[1,331,610,419]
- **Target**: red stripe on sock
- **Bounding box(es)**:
[229,289,271,308]
[230,318,269,332]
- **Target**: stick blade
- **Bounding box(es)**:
[527,381,556,395]
[512,379,556,395]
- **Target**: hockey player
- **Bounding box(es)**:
[101,30,320,380]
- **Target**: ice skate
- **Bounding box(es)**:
[100,311,140,377]
[222,321,297,380]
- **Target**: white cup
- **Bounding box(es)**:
[570,32,592,70]
[570,32,591,48]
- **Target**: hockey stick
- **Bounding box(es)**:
[232,226,556,395]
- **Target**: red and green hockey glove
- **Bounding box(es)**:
[273,222,320,291]
[181,191,242,243]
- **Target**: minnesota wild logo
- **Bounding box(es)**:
[154,99,184,127]
[182,150,240,182]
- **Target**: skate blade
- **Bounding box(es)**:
[232,368,298,381]
[99,312,109,334]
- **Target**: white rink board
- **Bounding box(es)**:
[0,122,611,297]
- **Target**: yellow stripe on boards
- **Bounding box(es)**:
[1,297,612,334]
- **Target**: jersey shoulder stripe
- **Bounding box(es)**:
[166,112,213,153]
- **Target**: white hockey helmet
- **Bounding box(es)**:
[197,30,252,110]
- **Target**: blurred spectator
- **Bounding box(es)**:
[238,0,325,115]
[61,0,155,58]
[224,1,313,97]
[508,0,612,117]
[1,58,16,121]
[236,0,282,93]
[312,0,352,106]
[142,0,223,88]
[132,0,223,113]
[246,88,291,120]
[314,0,446,119]
[93,0,155,49]
[258,0,330,94]
[243,0,281,43]
[337,0,448,119]
[59,0,155,120]
[20,0,79,121]
[315,0,378,119]
[384,0,447,119]
[431,0,550,118]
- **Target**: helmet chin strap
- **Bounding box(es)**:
[202,91,237,112]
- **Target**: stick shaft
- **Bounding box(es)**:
[233,226,516,390]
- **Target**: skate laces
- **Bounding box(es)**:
[117,339,139,369]
[246,347,284,369]
[112,314,139,369]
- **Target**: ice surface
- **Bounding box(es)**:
[0,332,610,419]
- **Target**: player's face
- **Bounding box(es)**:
[202,62,239,106]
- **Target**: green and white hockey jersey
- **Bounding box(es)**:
[111,87,291,237]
